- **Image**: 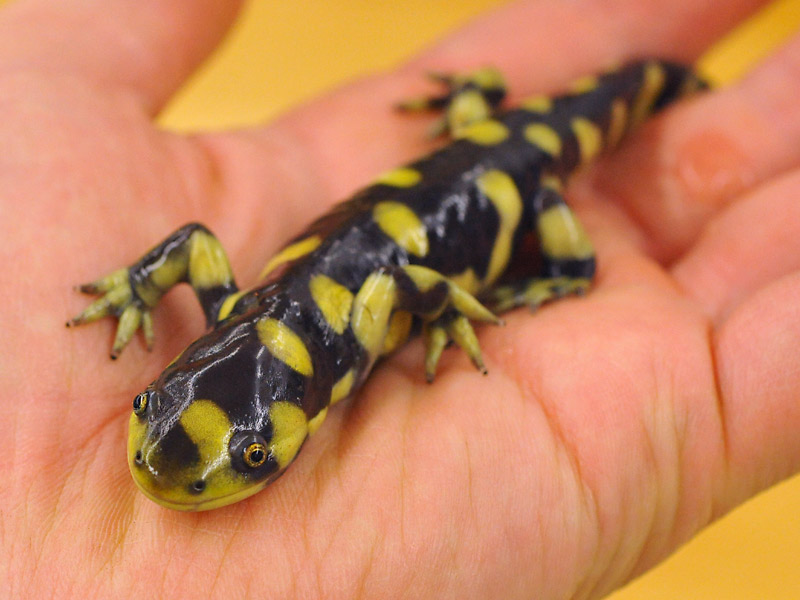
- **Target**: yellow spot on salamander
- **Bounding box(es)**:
[606,99,628,149]
[180,399,234,464]
[256,318,314,376]
[571,117,603,164]
[188,230,233,289]
[631,61,666,127]
[537,204,594,259]
[375,167,422,188]
[476,170,523,286]
[521,95,552,113]
[569,75,599,94]
[309,274,354,335]
[331,369,355,405]
[268,401,308,469]
[259,235,322,279]
[382,310,413,355]
[373,201,429,257]
[307,407,328,435]
[217,290,246,321]
[456,119,509,145]
[524,123,562,158]
[351,272,397,357]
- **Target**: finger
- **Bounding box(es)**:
[579,31,800,263]
[713,271,800,513]
[671,169,800,320]
[196,0,769,260]
[0,0,243,114]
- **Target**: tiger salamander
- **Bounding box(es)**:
[69,60,706,510]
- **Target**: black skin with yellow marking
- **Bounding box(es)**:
[70,59,707,510]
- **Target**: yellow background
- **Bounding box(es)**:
[161,0,800,598]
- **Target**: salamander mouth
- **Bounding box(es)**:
[129,469,267,511]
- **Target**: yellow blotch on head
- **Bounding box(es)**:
[375,167,422,188]
[268,401,308,469]
[373,201,429,258]
[524,123,562,158]
[476,170,523,286]
[179,399,234,464]
[188,230,233,289]
[309,274,354,335]
[631,61,666,127]
[331,369,356,405]
[456,119,509,145]
[571,117,603,164]
[259,236,321,279]
[521,95,553,114]
[256,318,314,377]
[537,204,594,260]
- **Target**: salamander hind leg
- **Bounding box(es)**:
[488,182,595,313]
[68,223,239,358]
[489,276,592,314]
[397,67,507,139]
[351,265,501,382]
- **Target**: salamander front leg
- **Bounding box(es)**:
[397,67,507,138]
[68,223,239,358]
[351,265,501,381]
[422,311,490,382]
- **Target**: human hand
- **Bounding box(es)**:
[2,0,799,598]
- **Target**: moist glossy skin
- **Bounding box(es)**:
[71,59,706,510]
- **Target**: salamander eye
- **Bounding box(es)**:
[243,442,267,468]
[133,392,148,416]
[229,430,274,473]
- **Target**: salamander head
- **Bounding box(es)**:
[127,320,310,511]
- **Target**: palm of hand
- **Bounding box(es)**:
[3,2,800,599]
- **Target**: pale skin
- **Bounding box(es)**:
[1,0,800,597]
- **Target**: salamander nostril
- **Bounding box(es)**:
[134,450,143,465]
[190,480,206,494]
